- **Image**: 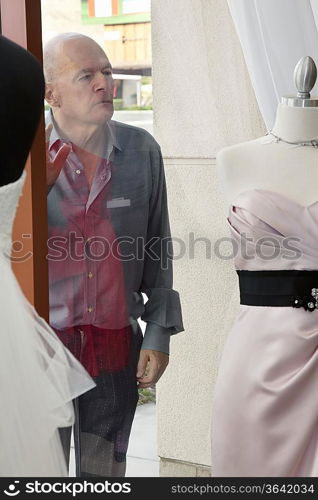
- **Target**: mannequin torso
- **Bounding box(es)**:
[217,103,318,215]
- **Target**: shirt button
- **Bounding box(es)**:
[88,272,93,279]
[87,306,93,313]
[75,169,81,174]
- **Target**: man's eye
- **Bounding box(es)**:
[80,74,91,80]
[103,70,112,76]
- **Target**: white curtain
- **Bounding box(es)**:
[227,0,318,130]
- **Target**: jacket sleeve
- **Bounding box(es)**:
[140,142,184,354]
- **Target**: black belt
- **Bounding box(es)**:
[237,270,318,311]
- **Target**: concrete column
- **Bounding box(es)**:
[151,0,265,476]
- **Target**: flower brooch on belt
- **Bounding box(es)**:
[290,288,318,311]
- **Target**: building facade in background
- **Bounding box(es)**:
[81,0,152,108]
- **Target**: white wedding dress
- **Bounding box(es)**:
[0,169,95,476]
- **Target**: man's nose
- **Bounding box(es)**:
[94,73,113,92]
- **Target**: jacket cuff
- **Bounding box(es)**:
[141,323,171,354]
[140,288,184,334]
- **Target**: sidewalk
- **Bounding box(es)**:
[69,402,159,477]
[126,402,159,477]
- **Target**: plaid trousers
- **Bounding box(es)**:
[57,322,143,477]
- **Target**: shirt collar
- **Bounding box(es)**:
[46,109,123,156]
[108,119,122,152]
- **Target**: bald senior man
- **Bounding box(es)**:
[44,33,183,477]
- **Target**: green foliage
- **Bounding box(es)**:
[122,105,153,110]
[113,98,124,110]
[113,99,152,111]
[141,76,152,85]
[137,387,156,405]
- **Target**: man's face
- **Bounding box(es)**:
[50,38,114,126]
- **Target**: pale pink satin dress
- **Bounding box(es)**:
[211,188,318,477]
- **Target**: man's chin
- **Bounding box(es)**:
[94,108,114,125]
[103,104,114,119]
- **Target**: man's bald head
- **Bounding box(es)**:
[43,33,105,83]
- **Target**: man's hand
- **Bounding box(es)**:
[136,349,169,389]
[46,123,72,188]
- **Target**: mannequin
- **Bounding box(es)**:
[211,56,318,477]
[0,35,45,186]
[217,57,318,211]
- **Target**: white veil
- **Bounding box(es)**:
[0,251,95,477]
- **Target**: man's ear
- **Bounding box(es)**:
[45,83,60,107]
